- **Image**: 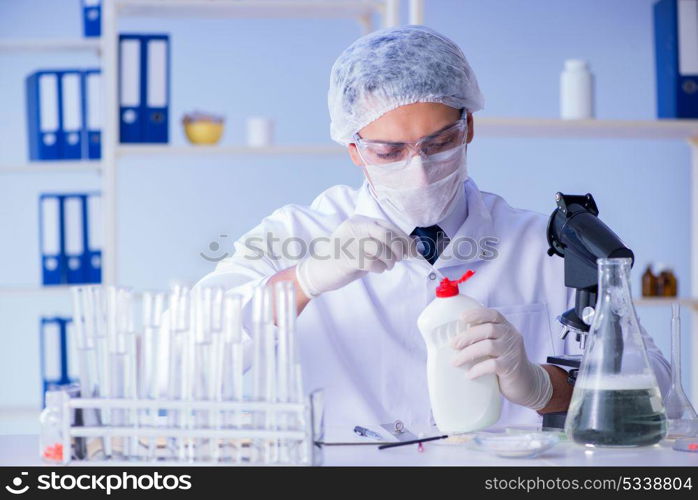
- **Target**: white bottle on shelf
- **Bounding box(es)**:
[246,116,274,147]
[417,270,501,433]
[560,59,594,120]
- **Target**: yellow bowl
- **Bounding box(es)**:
[183,121,224,145]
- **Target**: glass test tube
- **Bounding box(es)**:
[106,287,133,459]
[87,286,111,457]
[274,281,294,463]
[71,286,103,460]
[141,291,166,460]
[222,294,244,462]
[205,288,224,461]
[169,285,192,461]
[250,286,274,462]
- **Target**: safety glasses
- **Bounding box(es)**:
[352,110,468,168]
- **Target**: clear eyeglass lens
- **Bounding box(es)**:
[359,123,466,165]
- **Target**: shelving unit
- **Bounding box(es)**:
[0,38,101,53]
[1,0,698,403]
[0,161,102,175]
[0,286,77,296]
[116,143,347,156]
[475,117,698,140]
[117,0,385,21]
[634,297,698,309]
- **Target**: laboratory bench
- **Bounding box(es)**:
[0,434,695,466]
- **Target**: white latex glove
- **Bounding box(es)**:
[296,215,417,298]
[450,308,553,410]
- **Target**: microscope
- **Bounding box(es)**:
[542,192,634,429]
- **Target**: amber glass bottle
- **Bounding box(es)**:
[657,268,678,297]
[641,265,657,297]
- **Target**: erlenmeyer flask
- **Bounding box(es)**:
[664,304,698,438]
[565,258,667,446]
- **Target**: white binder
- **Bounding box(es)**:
[86,194,102,283]
[61,72,82,158]
[65,320,79,382]
[678,0,698,75]
[85,70,102,159]
[63,196,85,283]
[147,39,167,108]
[39,73,59,147]
[42,321,62,381]
[40,196,62,284]
[119,37,142,141]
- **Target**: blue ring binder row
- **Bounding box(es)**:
[26,69,102,161]
[39,193,102,286]
[81,0,102,38]
[40,317,77,407]
[119,34,171,143]
[654,0,698,118]
[25,32,170,160]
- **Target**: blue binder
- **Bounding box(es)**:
[82,0,102,38]
[64,194,88,284]
[654,0,698,118]
[26,71,61,160]
[85,192,102,284]
[39,194,65,285]
[40,317,74,407]
[143,35,170,143]
[40,192,101,285]
[119,35,143,143]
[59,71,84,159]
[82,69,102,159]
[119,34,170,143]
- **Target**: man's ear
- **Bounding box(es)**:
[465,113,475,144]
[466,112,474,144]
[348,143,364,167]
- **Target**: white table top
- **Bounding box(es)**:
[1,434,696,466]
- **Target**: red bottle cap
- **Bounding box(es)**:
[435,270,476,297]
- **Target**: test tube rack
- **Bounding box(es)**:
[43,389,324,466]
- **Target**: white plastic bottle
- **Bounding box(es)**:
[417,270,501,433]
[560,59,594,120]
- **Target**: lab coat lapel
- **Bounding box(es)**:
[435,178,496,271]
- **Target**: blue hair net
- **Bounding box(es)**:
[328,25,484,145]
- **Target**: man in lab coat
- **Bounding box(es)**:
[196,26,670,434]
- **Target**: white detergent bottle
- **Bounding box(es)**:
[417,270,502,433]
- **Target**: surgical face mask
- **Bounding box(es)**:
[363,144,468,228]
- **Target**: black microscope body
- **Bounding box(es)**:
[542,192,634,429]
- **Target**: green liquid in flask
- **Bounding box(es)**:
[567,376,666,447]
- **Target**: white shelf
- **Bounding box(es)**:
[475,117,698,140]
[0,161,102,175]
[116,0,382,20]
[633,297,698,309]
[113,119,698,159]
[0,38,101,54]
[117,143,346,156]
[0,286,74,296]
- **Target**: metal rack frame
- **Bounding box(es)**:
[47,390,324,465]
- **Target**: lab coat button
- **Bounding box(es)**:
[428,272,436,280]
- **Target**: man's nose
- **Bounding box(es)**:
[406,152,429,186]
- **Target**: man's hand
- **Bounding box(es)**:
[450,308,552,410]
[296,215,417,298]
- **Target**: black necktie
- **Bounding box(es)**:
[410,225,446,265]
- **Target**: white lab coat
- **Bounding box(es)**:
[195,178,671,435]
